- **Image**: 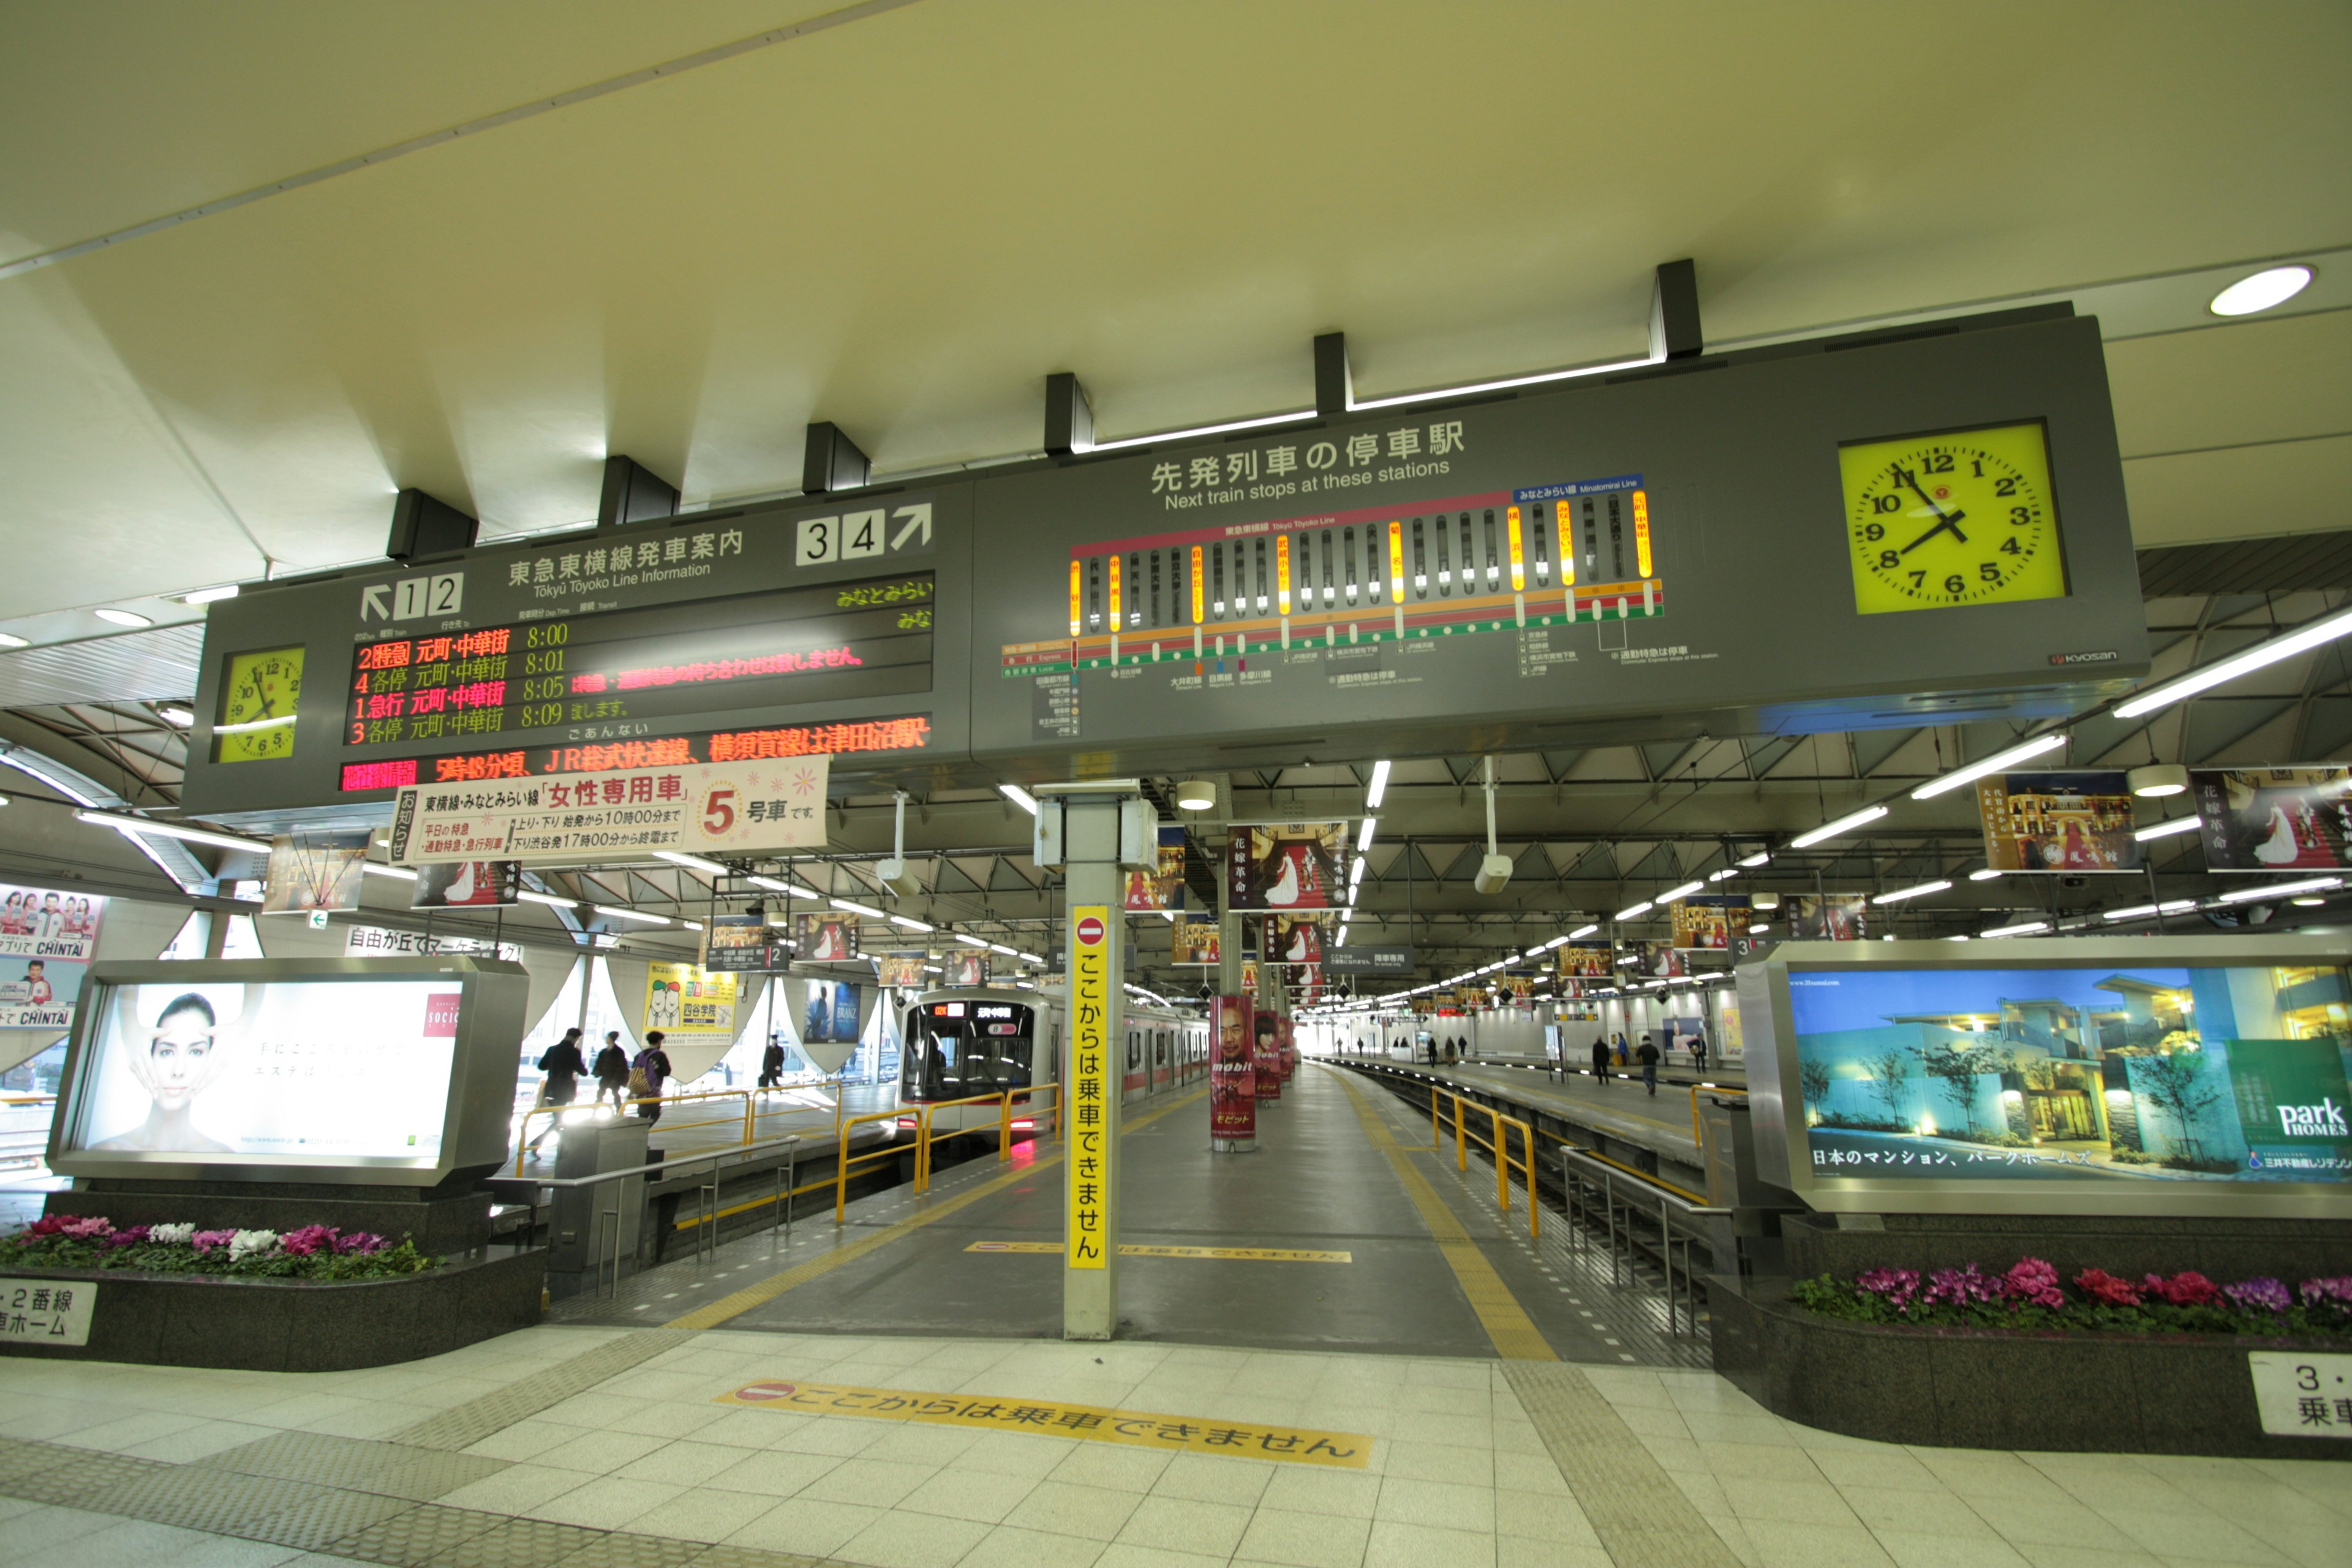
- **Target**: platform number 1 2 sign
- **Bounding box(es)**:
[796,502,933,567]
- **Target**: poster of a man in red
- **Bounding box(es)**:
[1253,1011,1283,1102]
[1210,995,1255,1143]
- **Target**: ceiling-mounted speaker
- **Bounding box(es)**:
[1473,854,1513,895]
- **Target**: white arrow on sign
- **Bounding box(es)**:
[361,584,391,621]
[891,503,932,551]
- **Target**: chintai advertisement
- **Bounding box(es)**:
[1210,995,1254,1140]
[0,880,105,1030]
[1787,963,2352,1186]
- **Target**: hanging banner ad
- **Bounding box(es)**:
[261,834,368,914]
[62,979,464,1158]
[643,963,737,1043]
[1672,896,1751,952]
[1240,959,1259,997]
[1453,986,1487,1011]
[1976,771,2141,872]
[1066,907,1111,1270]
[2192,769,2352,872]
[795,913,861,962]
[385,754,829,864]
[799,979,865,1044]
[943,950,990,987]
[1784,895,1871,941]
[1557,940,1615,979]
[1210,995,1255,1140]
[701,914,790,973]
[1264,915,1327,966]
[876,952,927,987]
[1506,976,1534,1003]
[1226,823,1346,912]
[344,927,520,960]
[1324,944,1411,976]
[0,883,106,1030]
[1172,921,1222,966]
[410,861,520,908]
[1124,826,1189,912]
[1297,963,1323,1006]
[1631,941,1687,980]
[1253,1010,1284,1101]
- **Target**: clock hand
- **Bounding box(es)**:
[1898,509,1969,556]
[1902,474,1970,545]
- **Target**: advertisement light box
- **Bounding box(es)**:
[1740,937,2352,1218]
[50,958,529,1185]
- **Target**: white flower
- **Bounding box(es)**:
[227,1229,281,1261]
[149,1223,195,1245]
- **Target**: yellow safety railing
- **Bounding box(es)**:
[1426,1087,1538,1238]
[909,1082,1062,1194]
[832,1106,908,1223]
[512,1088,752,1176]
[1534,1125,1711,1205]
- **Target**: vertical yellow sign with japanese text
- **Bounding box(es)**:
[1068,905,1111,1271]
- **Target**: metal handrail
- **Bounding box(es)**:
[1689,1083,1751,1159]
[833,1106,909,1223]
[518,1133,804,1293]
[911,1081,1063,1193]
[1556,1142,1728,1335]
[1438,1091,1539,1238]
[512,1087,754,1176]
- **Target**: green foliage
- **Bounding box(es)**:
[0,1234,439,1281]
[1787,1275,2349,1340]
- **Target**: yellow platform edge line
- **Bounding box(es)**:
[667,1088,1207,1330]
[1326,1067,1558,1362]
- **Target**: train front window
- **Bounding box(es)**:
[905,1001,1036,1099]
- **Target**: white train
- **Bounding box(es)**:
[895,987,1209,1134]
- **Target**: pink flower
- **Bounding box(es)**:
[21,1215,74,1238]
[102,1225,152,1249]
[2143,1271,2220,1306]
[55,1215,114,1240]
[190,1229,236,1253]
[2300,1276,2352,1308]
[2226,1276,2293,1313]
[1924,1264,2004,1308]
[2074,1268,2143,1308]
[280,1225,337,1257]
[333,1232,387,1255]
[2001,1257,2064,1309]
[1856,1267,1921,1312]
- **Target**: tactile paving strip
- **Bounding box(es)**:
[5,1445,172,1506]
[390,1327,693,1452]
[334,1501,512,1566]
[432,1513,608,1568]
[554,1526,710,1567]
[240,1486,419,1551]
[198,1429,511,1499]
[1503,1360,1744,1568]
[77,1462,326,1536]
[684,1546,836,1568]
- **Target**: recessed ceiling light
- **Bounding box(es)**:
[2209,265,2313,317]
[0,633,26,649]
[94,608,151,628]
[181,585,240,605]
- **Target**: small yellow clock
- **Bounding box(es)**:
[214,646,304,763]
[1839,421,2067,615]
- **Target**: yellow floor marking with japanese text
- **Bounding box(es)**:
[966,1242,1352,1263]
[719,1377,1370,1467]
[1328,1067,1558,1362]
[666,1088,1206,1330]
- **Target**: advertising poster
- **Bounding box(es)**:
[410,860,520,908]
[875,952,927,987]
[944,951,990,988]
[0,881,105,1030]
[1264,915,1326,967]
[1977,771,2141,872]
[1172,921,1221,966]
[1296,963,1323,1006]
[62,979,462,1160]
[795,912,861,962]
[387,754,830,864]
[344,927,519,960]
[1784,895,1871,942]
[1066,907,1111,1268]
[802,980,864,1044]
[261,833,368,914]
[1240,959,1259,997]
[1210,995,1255,1140]
[1123,825,1189,912]
[1225,822,1346,912]
[2193,768,2352,872]
[1557,940,1615,979]
[702,914,788,973]
[643,962,737,1043]
[1787,962,2352,1185]
[1632,941,1687,980]
[1672,895,1751,952]
[1253,1009,1284,1101]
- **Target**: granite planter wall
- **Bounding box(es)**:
[0,1246,543,1371]
[1712,1276,2351,1460]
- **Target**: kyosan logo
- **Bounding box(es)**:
[1076,914,1107,948]
[2278,1096,2350,1137]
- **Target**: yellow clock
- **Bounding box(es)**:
[214,645,304,763]
[1839,421,2067,614]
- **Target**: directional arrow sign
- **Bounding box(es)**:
[891,503,933,551]
[360,584,391,621]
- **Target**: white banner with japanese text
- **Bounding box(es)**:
[387,755,829,864]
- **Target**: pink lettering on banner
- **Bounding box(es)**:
[422,993,462,1037]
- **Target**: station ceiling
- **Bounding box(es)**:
[0,2,2346,986]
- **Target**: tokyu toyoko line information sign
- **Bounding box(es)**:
[1067,907,1111,1272]
[386,755,827,864]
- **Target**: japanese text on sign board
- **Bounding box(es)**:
[1068,905,1111,1271]
[1,1280,94,1346]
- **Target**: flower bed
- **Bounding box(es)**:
[1,1215,439,1281]
[1791,1257,2352,1339]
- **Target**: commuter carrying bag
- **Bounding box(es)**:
[626,1067,650,1097]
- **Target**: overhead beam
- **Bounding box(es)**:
[596,455,680,528]
[802,421,872,496]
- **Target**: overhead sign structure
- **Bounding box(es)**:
[181,312,2145,824]
[1325,944,1412,977]
[385,755,828,864]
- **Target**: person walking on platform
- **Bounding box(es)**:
[528,1028,587,1151]
[1612,1031,1629,1066]
[1637,1035,1660,1096]
[758,1034,786,1089]
[631,1031,673,1125]
[1590,1036,1612,1085]
[592,1031,630,1113]
[1691,1026,1710,1077]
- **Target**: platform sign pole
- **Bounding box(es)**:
[1042,785,1139,1341]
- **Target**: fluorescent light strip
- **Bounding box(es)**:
[1909,733,2067,800]
[988,943,1019,956]
[1349,355,1658,411]
[1660,881,1704,902]
[1872,880,1952,905]
[1356,817,1377,856]
[1365,760,1391,809]
[518,890,579,909]
[360,864,419,881]
[889,914,936,931]
[2216,876,2340,903]
[1980,920,2049,938]
[1738,851,1770,868]
[181,584,240,605]
[1568,924,1598,939]
[954,933,990,947]
[831,898,886,919]
[655,850,729,876]
[2115,603,2352,718]
[1087,408,1318,453]
[1789,804,1891,849]
[75,809,265,854]
[1615,900,1653,920]
[2134,816,2201,842]
[593,905,669,924]
[1968,867,2005,881]
[998,783,1038,815]
[747,875,825,899]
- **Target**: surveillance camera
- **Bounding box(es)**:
[876,858,923,899]
[1472,854,1512,895]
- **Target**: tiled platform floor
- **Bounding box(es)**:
[2,1322,2345,1568]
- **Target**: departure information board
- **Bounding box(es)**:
[180,310,2150,825]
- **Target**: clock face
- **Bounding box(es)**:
[1839,421,2067,615]
[214,645,304,763]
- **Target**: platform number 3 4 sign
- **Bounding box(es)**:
[2248,1352,2352,1438]
[796,503,933,567]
